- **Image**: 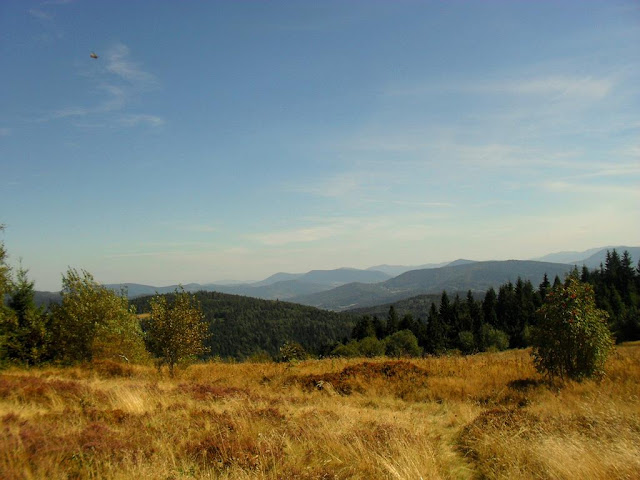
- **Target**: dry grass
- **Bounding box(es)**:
[1,345,638,479]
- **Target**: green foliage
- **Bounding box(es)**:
[4,266,50,364]
[458,330,475,354]
[134,291,356,360]
[50,269,147,364]
[278,341,308,362]
[385,330,422,358]
[532,275,614,381]
[144,288,210,375]
[0,225,12,356]
[358,336,386,357]
[330,341,360,358]
[482,325,509,352]
[351,315,376,340]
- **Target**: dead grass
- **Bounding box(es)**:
[0,345,638,479]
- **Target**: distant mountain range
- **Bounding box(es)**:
[290,260,573,311]
[33,246,639,311]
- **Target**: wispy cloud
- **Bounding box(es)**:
[542,180,640,198]
[508,76,613,99]
[119,114,165,128]
[40,43,162,128]
[106,44,159,88]
[387,74,616,101]
[28,8,53,21]
[250,226,340,246]
[0,128,11,137]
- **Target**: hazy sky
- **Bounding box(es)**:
[1,1,639,290]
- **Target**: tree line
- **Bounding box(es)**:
[2,219,637,369]
[332,249,640,357]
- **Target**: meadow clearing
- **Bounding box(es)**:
[1,344,639,479]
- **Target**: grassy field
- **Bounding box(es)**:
[1,344,639,479]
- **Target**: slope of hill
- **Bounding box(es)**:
[576,246,640,269]
[293,260,573,311]
[104,268,391,300]
[532,245,639,266]
[366,262,448,276]
[131,291,357,359]
[348,292,445,320]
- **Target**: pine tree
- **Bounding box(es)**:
[6,266,49,364]
[482,288,498,327]
[425,302,446,354]
[386,305,399,336]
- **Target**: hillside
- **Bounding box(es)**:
[533,245,639,266]
[293,260,573,311]
[348,292,444,319]
[131,291,357,359]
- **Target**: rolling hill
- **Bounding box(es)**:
[292,260,574,311]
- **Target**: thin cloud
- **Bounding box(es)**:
[39,43,162,128]
[542,180,640,198]
[106,44,159,88]
[387,74,616,101]
[250,226,339,246]
[28,8,53,21]
[0,128,11,137]
[509,76,613,99]
[119,114,165,128]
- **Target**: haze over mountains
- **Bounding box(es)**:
[33,246,639,311]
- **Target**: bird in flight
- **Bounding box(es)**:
[90,52,98,59]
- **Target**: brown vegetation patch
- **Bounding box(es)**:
[177,383,249,401]
[92,359,135,378]
[186,428,286,472]
[0,375,89,404]
[292,360,429,395]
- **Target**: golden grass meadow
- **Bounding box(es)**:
[1,343,639,480]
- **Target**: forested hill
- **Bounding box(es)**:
[131,291,357,360]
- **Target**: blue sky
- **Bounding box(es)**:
[1,1,639,290]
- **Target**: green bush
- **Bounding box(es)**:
[358,336,385,358]
[330,341,360,358]
[532,276,614,381]
[385,330,422,358]
[482,325,509,352]
[458,330,475,354]
[278,341,308,362]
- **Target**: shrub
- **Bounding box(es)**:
[532,275,614,381]
[482,325,509,352]
[278,341,308,362]
[358,336,386,358]
[458,330,475,354]
[385,330,422,358]
[330,341,359,358]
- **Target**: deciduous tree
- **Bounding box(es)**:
[50,269,147,363]
[144,288,210,375]
[532,275,613,381]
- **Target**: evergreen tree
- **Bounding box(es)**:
[0,225,11,326]
[539,273,551,301]
[425,302,446,354]
[5,266,50,364]
[386,305,399,336]
[482,288,498,327]
[352,315,376,340]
